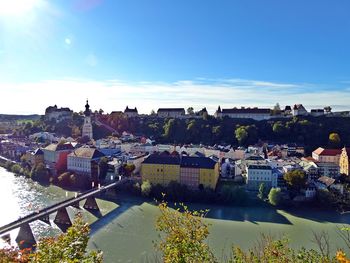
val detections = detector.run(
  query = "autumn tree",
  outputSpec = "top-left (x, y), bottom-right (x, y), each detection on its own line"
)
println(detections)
top-left (283, 170), bottom-right (307, 191)
top-left (155, 201), bottom-right (217, 263)
top-left (329, 132), bottom-right (341, 148)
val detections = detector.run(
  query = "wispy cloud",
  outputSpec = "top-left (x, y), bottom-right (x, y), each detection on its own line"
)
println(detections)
top-left (0, 78), bottom-right (349, 115)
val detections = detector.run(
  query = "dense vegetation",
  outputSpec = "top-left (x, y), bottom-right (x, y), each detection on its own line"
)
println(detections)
top-left (16, 114), bottom-right (350, 155)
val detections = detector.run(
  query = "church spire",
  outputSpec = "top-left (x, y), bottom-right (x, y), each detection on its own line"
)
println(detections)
top-left (84, 99), bottom-right (91, 116)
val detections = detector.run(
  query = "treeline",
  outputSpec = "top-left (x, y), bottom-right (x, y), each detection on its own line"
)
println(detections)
top-left (105, 115), bottom-right (350, 154)
top-left (16, 114), bottom-right (350, 154)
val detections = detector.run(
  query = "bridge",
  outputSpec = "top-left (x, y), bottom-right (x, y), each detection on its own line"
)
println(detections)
top-left (0, 178), bottom-right (128, 248)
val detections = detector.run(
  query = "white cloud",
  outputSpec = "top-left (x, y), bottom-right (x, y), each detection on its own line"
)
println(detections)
top-left (0, 78), bottom-right (349, 115)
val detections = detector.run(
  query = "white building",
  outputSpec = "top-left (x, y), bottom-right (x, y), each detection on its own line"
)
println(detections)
top-left (45, 105), bottom-right (73, 123)
top-left (292, 104), bottom-right (308, 116)
top-left (67, 147), bottom-right (105, 177)
top-left (124, 106), bottom-right (138, 118)
top-left (246, 164), bottom-right (276, 190)
top-left (82, 100), bottom-right (93, 140)
top-left (312, 147), bottom-right (341, 164)
top-left (157, 108), bottom-right (185, 118)
top-left (215, 106), bottom-right (271, 121)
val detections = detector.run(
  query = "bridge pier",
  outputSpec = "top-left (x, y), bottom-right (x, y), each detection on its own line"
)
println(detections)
top-left (39, 214), bottom-right (51, 225)
top-left (54, 208), bottom-right (72, 226)
top-left (15, 223), bottom-right (36, 249)
top-left (83, 196), bottom-right (100, 211)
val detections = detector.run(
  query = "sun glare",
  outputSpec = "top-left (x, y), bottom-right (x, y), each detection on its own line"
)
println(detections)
top-left (0, 0), bottom-right (39, 16)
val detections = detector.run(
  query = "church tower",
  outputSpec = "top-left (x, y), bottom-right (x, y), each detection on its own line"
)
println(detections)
top-left (82, 100), bottom-right (93, 140)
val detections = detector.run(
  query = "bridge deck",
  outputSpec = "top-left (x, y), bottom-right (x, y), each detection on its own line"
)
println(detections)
top-left (0, 179), bottom-right (127, 236)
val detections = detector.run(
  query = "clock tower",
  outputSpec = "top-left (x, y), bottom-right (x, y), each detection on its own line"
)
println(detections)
top-left (82, 100), bottom-right (93, 140)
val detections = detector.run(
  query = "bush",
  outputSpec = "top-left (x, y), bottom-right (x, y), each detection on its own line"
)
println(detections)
top-left (11, 164), bottom-right (22, 175)
top-left (220, 185), bottom-right (248, 205)
top-left (31, 163), bottom-right (50, 182)
top-left (141, 180), bottom-right (152, 197)
top-left (268, 187), bottom-right (282, 206)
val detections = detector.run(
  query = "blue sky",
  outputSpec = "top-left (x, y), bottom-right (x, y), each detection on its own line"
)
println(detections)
top-left (0, 0), bottom-right (350, 114)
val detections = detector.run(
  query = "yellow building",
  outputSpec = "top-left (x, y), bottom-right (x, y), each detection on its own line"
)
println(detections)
top-left (141, 153), bottom-right (180, 185)
top-left (339, 147), bottom-right (350, 176)
top-left (141, 154), bottom-right (219, 190)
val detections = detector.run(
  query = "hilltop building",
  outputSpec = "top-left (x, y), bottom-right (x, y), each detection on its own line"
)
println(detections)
top-left (45, 105), bottom-right (73, 123)
top-left (157, 108), bottom-right (186, 118)
top-left (215, 106), bottom-right (271, 121)
top-left (82, 100), bottom-right (93, 140)
top-left (292, 104), bottom-right (308, 116)
top-left (124, 106), bottom-right (138, 118)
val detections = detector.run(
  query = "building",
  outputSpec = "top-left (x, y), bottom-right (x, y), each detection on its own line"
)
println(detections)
top-left (45, 105), bottom-right (73, 123)
top-left (127, 154), bottom-right (148, 174)
top-left (339, 147), bottom-right (350, 176)
top-left (157, 108), bottom-right (185, 118)
top-left (312, 147), bottom-right (342, 164)
top-left (310, 109), bottom-right (325, 117)
top-left (220, 158), bottom-right (235, 178)
top-left (43, 142), bottom-right (74, 175)
top-left (292, 104), bottom-right (308, 116)
top-left (180, 156), bottom-right (219, 190)
top-left (215, 106), bottom-right (271, 121)
top-left (67, 147), bottom-right (105, 177)
top-left (141, 153), bottom-right (219, 190)
top-left (246, 164), bottom-right (276, 190)
top-left (124, 106), bottom-right (138, 118)
top-left (315, 162), bottom-right (339, 178)
top-left (141, 153), bottom-right (180, 185)
top-left (82, 100), bottom-right (93, 140)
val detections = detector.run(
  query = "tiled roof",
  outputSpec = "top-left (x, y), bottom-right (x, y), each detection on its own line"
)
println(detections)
top-left (180, 156), bottom-right (216, 169)
top-left (318, 176), bottom-right (335, 187)
top-left (313, 147), bottom-right (341, 156)
top-left (143, 153), bottom-right (180, 165)
top-left (69, 147), bottom-right (105, 159)
top-left (248, 164), bottom-right (272, 170)
top-left (44, 143), bottom-right (74, 152)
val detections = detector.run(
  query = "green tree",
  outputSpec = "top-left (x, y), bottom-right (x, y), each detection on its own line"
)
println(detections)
top-left (141, 180), bottom-right (152, 197)
top-left (155, 201), bottom-right (217, 263)
top-left (283, 170), bottom-right (307, 191)
top-left (98, 157), bottom-right (109, 181)
top-left (329, 132), bottom-right (341, 148)
top-left (235, 126), bottom-right (248, 145)
top-left (187, 107), bottom-right (194, 115)
top-left (31, 214), bottom-right (103, 262)
top-left (258, 182), bottom-right (269, 200)
top-left (268, 187), bottom-right (282, 206)
top-left (31, 163), bottom-right (49, 182)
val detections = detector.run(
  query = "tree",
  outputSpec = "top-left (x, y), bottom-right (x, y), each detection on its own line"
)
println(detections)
top-left (329, 132), bottom-right (341, 148)
top-left (155, 201), bottom-right (217, 263)
top-left (258, 182), bottom-right (269, 200)
top-left (0, 214), bottom-right (102, 262)
top-left (31, 214), bottom-right (103, 262)
top-left (235, 126), bottom-right (248, 145)
top-left (186, 107), bottom-right (194, 115)
top-left (31, 163), bottom-right (50, 182)
top-left (150, 109), bottom-right (156, 115)
top-left (283, 170), bottom-right (307, 191)
top-left (141, 180), bottom-right (152, 197)
top-left (268, 187), bottom-right (282, 206)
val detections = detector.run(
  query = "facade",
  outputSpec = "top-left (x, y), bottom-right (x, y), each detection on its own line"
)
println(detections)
top-left (339, 147), bottom-right (350, 176)
top-left (215, 106), bottom-right (271, 121)
top-left (82, 100), bottom-right (93, 140)
top-left (67, 147), bottom-right (105, 177)
top-left (315, 162), bottom-right (339, 178)
top-left (246, 164), bottom-right (276, 190)
top-left (310, 109), bottom-right (325, 117)
top-left (141, 154), bottom-right (219, 190)
top-left (312, 147), bottom-right (341, 164)
top-left (141, 153), bottom-right (180, 185)
top-left (43, 143), bottom-right (74, 175)
top-left (124, 106), bottom-right (138, 118)
top-left (45, 105), bottom-right (73, 123)
top-left (292, 104), bottom-right (308, 116)
top-left (157, 108), bottom-right (185, 118)
top-left (180, 156), bottom-right (219, 190)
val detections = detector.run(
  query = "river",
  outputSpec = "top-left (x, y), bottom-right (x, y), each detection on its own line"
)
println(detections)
top-left (0, 167), bottom-right (349, 262)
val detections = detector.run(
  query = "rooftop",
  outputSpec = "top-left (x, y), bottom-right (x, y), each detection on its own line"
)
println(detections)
top-left (313, 147), bottom-right (342, 156)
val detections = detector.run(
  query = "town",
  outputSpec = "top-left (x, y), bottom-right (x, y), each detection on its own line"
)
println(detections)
top-left (0, 100), bottom-right (349, 212)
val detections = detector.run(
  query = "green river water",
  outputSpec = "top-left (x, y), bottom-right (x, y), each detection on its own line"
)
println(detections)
top-left (0, 167), bottom-right (349, 262)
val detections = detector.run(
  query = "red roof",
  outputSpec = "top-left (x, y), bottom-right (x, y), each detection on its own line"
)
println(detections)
top-left (313, 147), bottom-right (341, 156)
